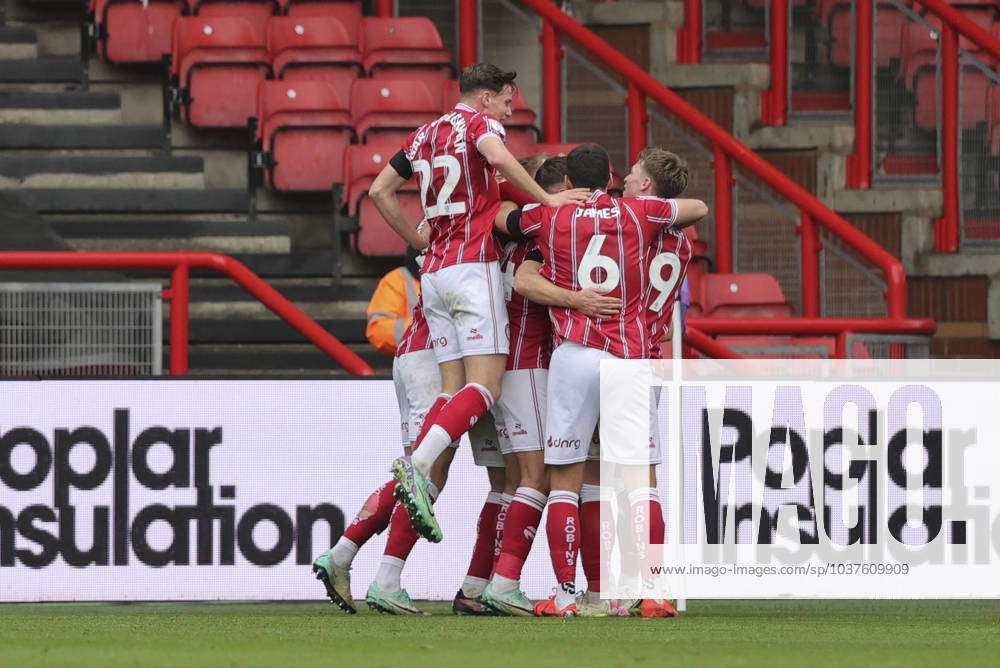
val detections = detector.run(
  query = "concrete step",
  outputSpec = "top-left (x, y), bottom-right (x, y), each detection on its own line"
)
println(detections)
top-left (0, 27), bottom-right (39, 60)
top-left (0, 124), bottom-right (165, 149)
top-left (0, 58), bottom-right (82, 83)
top-left (0, 91), bottom-right (122, 124)
top-left (180, 343), bottom-right (390, 376)
top-left (49, 218), bottom-right (288, 254)
top-left (22, 188), bottom-right (247, 213)
top-left (0, 155), bottom-right (205, 189)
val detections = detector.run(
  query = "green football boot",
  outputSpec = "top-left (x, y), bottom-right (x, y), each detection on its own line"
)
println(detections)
top-left (312, 553), bottom-right (356, 614)
top-left (391, 456), bottom-right (442, 543)
top-left (365, 582), bottom-right (429, 616)
top-left (481, 582), bottom-right (535, 617)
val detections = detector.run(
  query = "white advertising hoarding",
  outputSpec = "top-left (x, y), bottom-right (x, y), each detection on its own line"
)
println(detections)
top-left (0, 380), bottom-right (573, 602)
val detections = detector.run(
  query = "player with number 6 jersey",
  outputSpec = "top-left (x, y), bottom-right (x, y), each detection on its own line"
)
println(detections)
top-left (504, 144), bottom-right (708, 616)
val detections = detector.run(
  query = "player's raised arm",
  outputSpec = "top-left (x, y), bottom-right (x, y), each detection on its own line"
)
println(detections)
top-left (478, 135), bottom-right (589, 208)
top-left (672, 198), bottom-right (709, 229)
top-left (514, 259), bottom-right (622, 318)
top-left (369, 157), bottom-right (428, 251)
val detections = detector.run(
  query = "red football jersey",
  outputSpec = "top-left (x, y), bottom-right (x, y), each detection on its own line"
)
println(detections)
top-left (499, 240), bottom-right (552, 370)
top-left (396, 300), bottom-right (432, 357)
top-left (518, 191), bottom-right (679, 359)
top-left (403, 102), bottom-right (506, 273)
top-left (645, 221), bottom-right (693, 359)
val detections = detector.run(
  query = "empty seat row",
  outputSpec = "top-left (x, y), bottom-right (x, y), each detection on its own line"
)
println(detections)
top-left (251, 78), bottom-right (542, 191)
top-left (822, 0), bottom-right (998, 71)
top-left (169, 16), bottom-right (455, 127)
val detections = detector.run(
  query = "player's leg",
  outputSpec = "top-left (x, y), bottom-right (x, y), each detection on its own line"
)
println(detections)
top-left (483, 368), bottom-right (548, 616)
top-left (368, 446), bottom-right (456, 615)
top-left (395, 262), bottom-right (509, 540)
top-left (454, 413), bottom-right (506, 615)
top-left (534, 343), bottom-right (605, 618)
top-left (313, 352), bottom-right (437, 612)
top-left (577, 458), bottom-right (628, 616)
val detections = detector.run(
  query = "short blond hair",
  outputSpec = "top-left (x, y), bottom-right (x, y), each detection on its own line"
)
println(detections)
top-left (638, 148), bottom-right (688, 198)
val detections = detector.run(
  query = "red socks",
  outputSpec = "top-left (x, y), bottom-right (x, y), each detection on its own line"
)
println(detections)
top-left (383, 502), bottom-right (421, 561)
top-left (546, 490), bottom-right (580, 586)
top-left (412, 393), bottom-right (450, 450)
top-left (493, 486), bottom-right (546, 581)
top-left (579, 484), bottom-right (609, 594)
top-left (342, 480), bottom-right (396, 546)
top-left (465, 492), bottom-right (504, 580)
top-left (412, 384), bottom-right (494, 473)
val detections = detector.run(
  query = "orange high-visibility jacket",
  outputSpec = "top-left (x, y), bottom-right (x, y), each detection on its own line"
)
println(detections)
top-left (365, 266), bottom-right (420, 356)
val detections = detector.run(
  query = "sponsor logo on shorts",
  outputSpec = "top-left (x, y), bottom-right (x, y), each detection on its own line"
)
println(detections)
top-left (496, 425), bottom-right (509, 438)
top-left (481, 439), bottom-right (499, 452)
top-left (466, 327), bottom-right (483, 342)
top-left (546, 437), bottom-right (581, 450)
top-left (512, 423), bottom-right (528, 436)
top-left (432, 336), bottom-right (448, 348)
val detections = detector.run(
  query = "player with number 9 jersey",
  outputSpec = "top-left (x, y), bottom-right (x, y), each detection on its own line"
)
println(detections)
top-left (645, 220), bottom-right (693, 359)
top-left (508, 190), bottom-right (681, 360)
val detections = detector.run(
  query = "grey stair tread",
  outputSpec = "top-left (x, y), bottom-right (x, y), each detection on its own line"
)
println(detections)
top-left (0, 156), bottom-right (204, 178)
top-left (50, 219), bottom-right (286, 238)
top-left (177, 317), bottom-right (366, 343)
top-left (0, 124), bottom-right (165, 148)
top-left (22, 188), bottom-right (248, 212)
top-left (0, 91), bottom-right (120, 109)
top-left (0, 59), bottom-right (83, 83)
top-left (0, 27), bottom-right (38, 44)
top-left (182, 345), bottom-right (389, 372)
top-left (188, 282), bottom-right (370, 302)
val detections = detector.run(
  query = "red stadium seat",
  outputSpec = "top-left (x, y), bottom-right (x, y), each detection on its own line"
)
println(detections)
top-left (267, 17), bottom-right (361, 105)
top-left (350, 79), bottom-right (440, 144)
top-left (184, 0), bottom-right (277, 41)
top-left (360, 17), bottom-right (453, 85)
top-left (901, 12), bottom-right (993, 89)
top-left (989, 85), bottom-right (1000, 153)
top-left (91, 0), bottom-right (182, 64)
top-left (280, 0), bottom-right (361, 37)
top-left (172, 17), bottom-right (272, 128)
top-left (255, 80), bottom-right (354, 192)
top-left (700, 273), bottom-right (795, 319)
top-left (915, 64), bottom-right (990, 129)
top-left (826, 1), bottom-right (911, 67)
top-left (342, 143), bottom-right (416, 256)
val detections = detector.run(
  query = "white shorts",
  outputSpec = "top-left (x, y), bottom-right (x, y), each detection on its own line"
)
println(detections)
top-left (587, 386), bottom-right (662, 466)
top-left (392, 349), bottom-right (441, 448)
top-left (468, 410), bottom-right (504, 468)
top-left (421, 261), bottom-right (510, 364)
top-left (492, 367), bottom-right (547, 455)
top-left (543, 342), bottom-right (613, 466)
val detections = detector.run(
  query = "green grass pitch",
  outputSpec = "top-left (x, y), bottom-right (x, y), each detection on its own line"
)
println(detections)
top-left (2, 600), bottom-right (1000, 667)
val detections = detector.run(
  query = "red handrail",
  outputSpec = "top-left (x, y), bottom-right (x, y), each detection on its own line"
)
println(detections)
top-left (849, 0), bottom-right (1000, 250)
top-left (518, 0), bottom-right (909, 320)
top-left (0, 251), bottom-right (376, 376)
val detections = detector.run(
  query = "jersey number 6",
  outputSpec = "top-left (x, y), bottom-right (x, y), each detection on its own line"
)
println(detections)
top-left (577, 234), bottom-right (680, 311)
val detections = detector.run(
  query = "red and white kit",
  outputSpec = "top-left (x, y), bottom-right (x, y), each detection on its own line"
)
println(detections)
top-left (392, 301), bottom-right (502, 467)
top-left (509, 190), bottom-right (680, 465)
top-left (492, 239), bottom-right (551, 455)
top-left (402, 102), bottom-right (510, 363)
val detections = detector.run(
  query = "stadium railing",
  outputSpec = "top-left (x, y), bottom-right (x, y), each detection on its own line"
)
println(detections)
top-left (460, 0), bottom-right (934, 356)
top-left (688, 0), bottom-right (1000, 252)
top-left (0, 251), bottom-right (375, 376)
